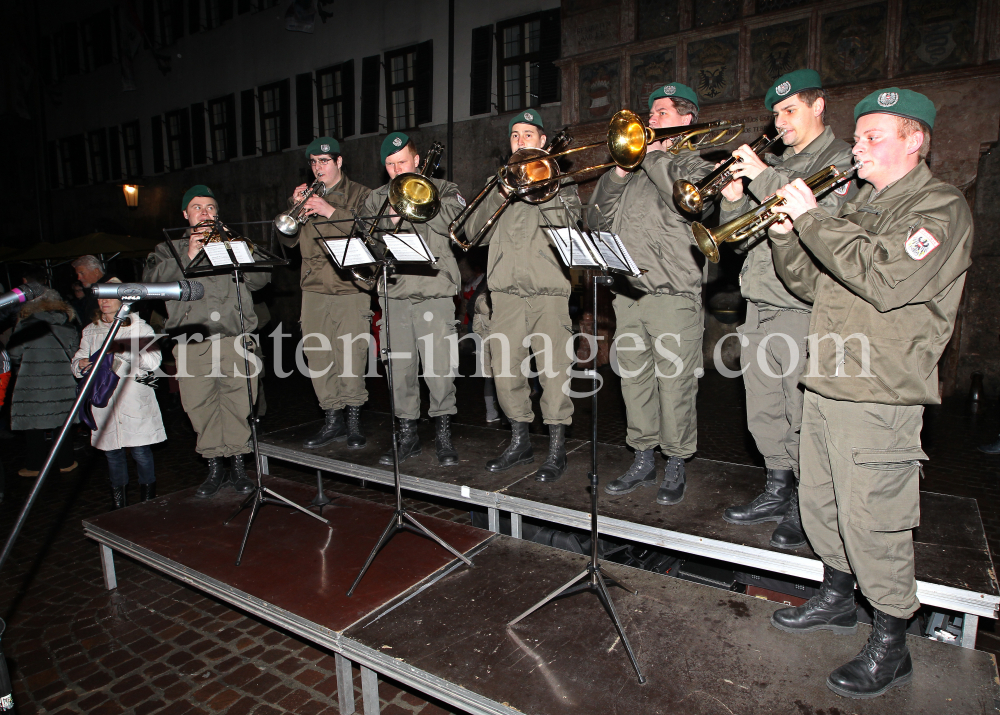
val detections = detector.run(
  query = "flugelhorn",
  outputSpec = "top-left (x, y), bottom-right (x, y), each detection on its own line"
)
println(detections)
top-left (350, 142), bottom-right (445, 287)
top-left (693, 159), bottom-right (861, 263)
top-left (274, 179), bottom-right (329, 236)
top-left (673, 129), bottom-right (786, 214)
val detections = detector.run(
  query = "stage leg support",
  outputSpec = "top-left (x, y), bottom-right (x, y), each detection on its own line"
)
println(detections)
top-left (100, 544), bottom-right (117, 591)
top-left (488, 507), bottom-right (499, 533)
top-left (336, 653), bottom-right (356, 714)
top-left (511, 512), bottom-right (522, 539)
top-left (361, 665), bottom-right (379, 715)
top-left (961, 614), bottom-right (978, 649)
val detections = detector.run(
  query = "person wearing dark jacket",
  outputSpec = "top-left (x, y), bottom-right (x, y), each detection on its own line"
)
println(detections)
top-left (7, 289), bottom-right (80, 476)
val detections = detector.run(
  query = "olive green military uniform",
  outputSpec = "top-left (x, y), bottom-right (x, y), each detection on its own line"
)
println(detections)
top-left (463, 181), bottom-right (581, 425)
top-left (720, 126), bottom-right (857, 474)
top-left (278, 174), bottom-right (372, 411)
top-left (144, 239), bottom-right (271, 458)
top-left (770, 160), bottom-right (974, 617)
top-left (589, 150), bottom-right (712, 458)
top-left (362, 178), bottom-right (465, 420)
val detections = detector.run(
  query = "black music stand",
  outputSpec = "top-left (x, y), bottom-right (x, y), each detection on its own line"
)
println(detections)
top-left (507, 207), bottom-right (647, 683)
top-left (320, 214), bottom-right (474, 597)
top-left (163, 219), bottom-right (329, 566)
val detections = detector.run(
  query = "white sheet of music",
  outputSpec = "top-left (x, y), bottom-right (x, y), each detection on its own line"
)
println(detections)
top-left (203, 242), bottom-right (234, 267)
top-left (384, 233), bottom-right (435, 263)
top-left (594, 231), bottom-right (641, 277)
top-left (544, 227), bottom-right (602, 268)
top-left (324, 238), bottom-right (375, 267)
top-left (228, 241), bottom-right (255, 265)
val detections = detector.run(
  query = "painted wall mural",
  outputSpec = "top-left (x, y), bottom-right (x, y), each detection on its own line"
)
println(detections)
top-left (900, 0), bottom-right (976, 74)
top-left (578, 59), bottom-right (621, 122)
top-left (749, 20), bottom-right (810, 98)
top-left (630, 47), bottom-right (677, 112)
top-left (820, 4), bottom-right (888, 85)
top-left (687, 34), bottom-right (740, 105)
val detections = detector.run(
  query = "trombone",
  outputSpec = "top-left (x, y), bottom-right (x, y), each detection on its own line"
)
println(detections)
top-left (350, 142), bottom-right (444, 287)
top-left (693, 160), bottom-right (862, 264)
top-left (448, 109), bottom-right (744, 250)
top-left (673, 129), bottom-right (786, 215)
top-left (274, 179), bottom-right (329, 236)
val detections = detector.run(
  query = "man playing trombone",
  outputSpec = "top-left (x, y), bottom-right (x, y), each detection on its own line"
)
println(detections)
top-left (590, 83), bottom-right (713, 507)
top-left (463, 110), bottom-right (582, 482)
top-left (278, 137), bottom-right (372, 450)
top-left (718, 70), bottom-right (857, 549)
top-left (363, 132), bottom-right (466, 466)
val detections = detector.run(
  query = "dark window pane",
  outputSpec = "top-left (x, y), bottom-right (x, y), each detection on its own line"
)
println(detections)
top-left (360, 54), bottom-right (381, 134)
top-left (296, 71), bottom-right (314, 145)
top-left (241, 88), bottom-right (257, 155)
top-left (469, 25), bottom-right (493, 116)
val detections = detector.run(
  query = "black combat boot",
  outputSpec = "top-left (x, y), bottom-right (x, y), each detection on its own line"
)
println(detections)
top-left (139, 483), bottom-right (157, 502)
top-left (380, 419), bottom-right (422, 465)
top-left (656, 456), bottom-right (686, 505)
top-left (723, 468), bottom-right (794, 524)
top-left (535, 424), bottom-right (567, 482)
top-left (827, 609), bottom-right (913, 698)
top-left (111, 484), bottom-right (128, 510)
top-left (605, 449), bottom-right (656, 495)
top-left (303, 409), bottom-right (347, 448)
top-left (345, 405), bottom-right (366, 448)
top-left (485, 421), bottom-right (533, 472)
top-left (230, 454), bottom-right (255, 494)
top-left (770, 488), bottom-right (807, 549)
top-left (771, 565), bottom-right (858, 634)
top-left (196, 457), bottom-right (228, 498)
top-left (434, 415), bottom-right (459, 466)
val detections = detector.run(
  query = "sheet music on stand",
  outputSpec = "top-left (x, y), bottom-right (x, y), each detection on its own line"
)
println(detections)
top-left (383, 232), bottom-right (436, 264)
top-left (587, 205), bottom-right (643, 277)
top-left (204, 240), bottom-right (255, 267)
top-left (543, 227), bottom-right (604, 268)
top-left (161, 219), bottom-right (288, 278)
top-left (323, 237), bottom-right (376, 268)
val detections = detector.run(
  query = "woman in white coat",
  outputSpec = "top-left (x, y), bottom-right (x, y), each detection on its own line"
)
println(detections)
top-left (72, 280), bottom-right (166, 509)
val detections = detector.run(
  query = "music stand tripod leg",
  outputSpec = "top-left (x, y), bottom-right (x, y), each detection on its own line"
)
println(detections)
top-left (347, 512), bottom-right (402, 597)
top-left (401, 512), bottom-right (474, 566)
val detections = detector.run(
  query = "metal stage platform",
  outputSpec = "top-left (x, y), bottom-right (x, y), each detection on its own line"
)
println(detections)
top-left (257, 416), bottom-right (1000, 644)
top-left (84, 478), bottom-right (1000, 715)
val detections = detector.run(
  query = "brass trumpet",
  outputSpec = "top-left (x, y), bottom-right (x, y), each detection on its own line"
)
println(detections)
top-left (673, 129), bottom-right (786, 215)
top-left (693, 160), bottom-right (862, 264)
top-left (191, 217), bottom-right (249, 247)
top-left (350, 142), bottom-right (444, 287)
top-left (274, 179), bottom-right (329, 236)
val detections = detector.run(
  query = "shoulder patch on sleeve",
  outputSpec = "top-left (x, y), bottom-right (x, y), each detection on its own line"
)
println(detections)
top-left (904, 227), bottom-right (940, 261)
top-left (834, 180), bottom-right (851, 196)
top-left (456, 193), bottom-right (466, 207)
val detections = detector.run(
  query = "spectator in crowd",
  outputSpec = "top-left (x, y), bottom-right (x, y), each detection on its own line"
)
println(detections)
top-left (68, 281), bottom-right (90, 325)
top-left (71, 255), bottom-right (109, 326)
top-left (73, 278), bottom-right (165, 509)
top-left (7, 288), bottom-right (80, 476)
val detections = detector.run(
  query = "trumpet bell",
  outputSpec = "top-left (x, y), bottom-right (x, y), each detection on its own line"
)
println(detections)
top-left (274, 213), bottom-right (300, 236)
top-left (388, 173), bottom-right (440, 223)
top-left (608, 109), bottom-right (648, 171)
top-left (692, 223), bottom-right (721, 264)
top-left (673, 180), bottom-right (703, 215)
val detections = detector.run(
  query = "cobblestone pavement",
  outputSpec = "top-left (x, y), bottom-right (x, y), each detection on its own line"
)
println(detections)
top-left (0, 365), bottom-right (997, 714)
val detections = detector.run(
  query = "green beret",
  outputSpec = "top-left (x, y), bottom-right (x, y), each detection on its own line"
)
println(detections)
top-left (304, 137), bottom-right (340, 159)
top-left (764, 69), bottom-right (823, 111)
top-left (181, 184), bottom-right (214, 211)
top-left (380, 132), bottom-right (411, 164)
top-left (508, 109), bottom-right (544, 135)
top-left (854, 87), bottom-right (936, 130)
top-left (647, 82), bottom-right (699, 111)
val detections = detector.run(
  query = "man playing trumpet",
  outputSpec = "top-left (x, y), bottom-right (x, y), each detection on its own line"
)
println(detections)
top-left (718, 69), bottom-right (857, 549)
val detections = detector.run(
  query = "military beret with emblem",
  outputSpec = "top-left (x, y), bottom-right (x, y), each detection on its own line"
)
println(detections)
top-left (764, 69), bottom-right (823, 111)
top-left (647, 82), bottom-right (699, 111)
top-left (181, 184), bottom-right (215, 211)
top-left (304, 136), bottom-right (341, 159)
top-left (854, 87), bottom-right (936, 129)
top-left (508, 109), bottom-right (545, 135)
top-left (380, 132), bottom-right (411, 164)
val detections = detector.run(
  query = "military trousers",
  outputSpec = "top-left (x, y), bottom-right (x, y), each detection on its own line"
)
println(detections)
top-left (489, 292), bottom-right (573, 425)
top-left (174, 337), bottom-right (258, 459)
top-left (300, 291), bottom-right (372, 410)
top-left (378, 296), bottom-right (458, 420)
top-left (740, 302), bottom-right (811, 473)
top-left (612, 293), bottom-right (703, 458)
top-left (799, 389), bottom-right (924, 618)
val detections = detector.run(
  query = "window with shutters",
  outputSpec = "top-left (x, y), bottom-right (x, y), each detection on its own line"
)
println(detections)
top-left (317, 64), bottom-right (347, 138)
top-left (258, 80), bottom-right (290, 154)
top-left (122, 121), bottom-right (142, 177)
top-left (385, 46), bottom-right (419, 131)
top-left (359, 55), bottom-right (381, 135)
top-left (469, 25), bottom-right (493, 116)
top-left (496, 10), bottom-right (560, 112)
top-left (165, 109), bottom-right (191, 170)
top-left (208, 95), bottom-right (235, 162)
top-left (88, 130), bottom-right (109, 183)
top-left (60, 135), bottom-right (88, 187)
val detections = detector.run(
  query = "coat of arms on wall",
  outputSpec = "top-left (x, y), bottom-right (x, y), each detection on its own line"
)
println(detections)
top-left (578, 59), bottom-right (621, 122)
top-left (900, 0), bottom-right (975, 73)
top-left (749, 20), bottom-right (809, 98)
top-left (687, 34), bottom-right (739, 105)
top-left (820, 4), bottom-right (887, 85)
top-left (630, 48), bottom-right (677, 112)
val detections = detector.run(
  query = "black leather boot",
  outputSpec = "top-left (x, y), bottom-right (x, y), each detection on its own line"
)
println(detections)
top-left (770, 488), bottom-right (807, 549)
top-left (304, 409), bottom-right (347, 448)
top-left (139, 483), bottom-right (157, 502)
top-left (605, 449), bottom-right (656, 495)
top-left (656, 456), bottom-right (686, 505)
top-left (380, 419), bottom-right (422, 465)
top-left (827, 609), bottom-right (913, 698)
top-left (771, 565), bottom-right (858, 634)
top-left (723, 468), bottom-right (794, 524)
top-left (230, 454), bottom-right (255, 494)
top-left (196, 457), bottom-right (227, 498)
top-left (111, 484), bottom-right (128, 510)
top-left (345, 405), bottom-right (366, 448)
top-left (535, 424), bottom-right (567, 482)
top-left (434, 415), bottom-right (459, 466)
top-left (485, 421), bottom-right (533, 472)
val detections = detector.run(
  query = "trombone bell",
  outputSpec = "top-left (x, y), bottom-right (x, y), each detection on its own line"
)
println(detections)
top-left (388, 173), bottom-right (440, 223)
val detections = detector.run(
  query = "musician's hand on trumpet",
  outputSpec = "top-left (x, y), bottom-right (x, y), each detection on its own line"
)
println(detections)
top-left (717, 161), bottom-right (745, 203)
top-left (727, 144), bottom-right (769, 182)
top-left (770, 179), bottom-right (818, 233)
top-left (187, 222), bottom-right (213, 259)
top-left (290, 183), bottom-right (336, 219)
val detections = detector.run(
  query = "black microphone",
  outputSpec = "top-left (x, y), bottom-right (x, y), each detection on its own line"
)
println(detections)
top-left (0, 283), bottom-right (46, 310)
top-left (91, 281), bottom-right (206, 302)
